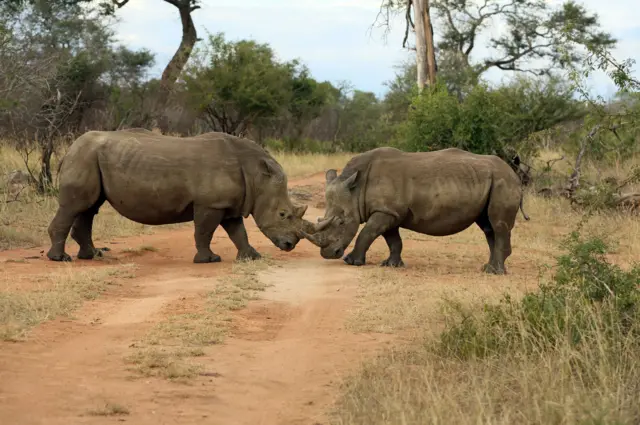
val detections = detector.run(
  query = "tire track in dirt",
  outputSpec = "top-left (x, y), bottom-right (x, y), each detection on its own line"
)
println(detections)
top-left (0, 173), bottom-right (393, 425)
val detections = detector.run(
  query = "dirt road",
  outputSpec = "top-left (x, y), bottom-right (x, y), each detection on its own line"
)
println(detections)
top-left (0, 173), bottom-right (395, 425)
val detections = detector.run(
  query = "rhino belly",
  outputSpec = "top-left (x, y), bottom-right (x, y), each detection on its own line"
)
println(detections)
top-left (400, 200), bottom-right (484, 236)
top-left (104, 185), bottom-right (195, 225)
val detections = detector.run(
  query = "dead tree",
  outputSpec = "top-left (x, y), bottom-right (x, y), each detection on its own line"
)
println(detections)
top-left (107, 0), bottom-right (201, 133)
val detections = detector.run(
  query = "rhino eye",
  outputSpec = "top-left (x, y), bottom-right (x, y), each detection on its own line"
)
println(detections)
top-left (279, 211), bottom-right (286, 218)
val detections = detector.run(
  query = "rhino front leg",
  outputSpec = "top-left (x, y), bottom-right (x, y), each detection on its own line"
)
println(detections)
top-left (344, 212), bottom-right (398, 266)
top-left (380, 227), bottom-right (405, 267)
top-left (221, 217), bottom-right (261, 261)
top-left (193, 206), bottom-right (225, 264)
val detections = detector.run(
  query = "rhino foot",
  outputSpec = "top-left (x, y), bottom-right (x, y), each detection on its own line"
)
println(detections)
top-left (481, 263), bottom-right (507, 275)
top-left (194, 252), bottom-right (222, 264)
top-left (381, 257), bottom-right (405, 268)
top-left (343, 252), bottom-right (366, 266)
top-left (77, 248), bottom-right (104, 260)
top-left (47, 251), bottom-right (72, 262)
top-left (236, 247), bottom-right (261, 261)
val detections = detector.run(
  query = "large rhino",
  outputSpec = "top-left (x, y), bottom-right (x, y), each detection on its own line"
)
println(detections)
top-left (47, 129), bottom-right (318, 263)
top-left (303, 147), bottom-right (529, 274)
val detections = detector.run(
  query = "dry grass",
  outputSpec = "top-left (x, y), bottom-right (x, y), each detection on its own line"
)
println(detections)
top-left (124, 347), bottom-right (205, 381)
top-left (86, 402), bottom-right (130, 417)
top-left (274, 151), bottom-right (352, 179)
top-left (331, 337), bottom-right (640, 425)
top-left (0, 264), bottom-right (137, 341)
top-left (122, 245), bottom-right (159, 256)
top-left (125, 257), bottom-right (274, 380)
top-left (332, 226), bottom-right (640, 424)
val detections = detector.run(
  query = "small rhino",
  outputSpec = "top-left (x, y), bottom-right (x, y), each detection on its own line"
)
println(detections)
top-left (303, 147), bottom-right (529, 275)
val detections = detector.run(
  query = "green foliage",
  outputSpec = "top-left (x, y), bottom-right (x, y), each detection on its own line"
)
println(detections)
top-left (403, 77), bottom-right (584, 161)
top-left (335, 90), bottom-right (398, 152)
top-left (0, 0), bottom-right (155, 134)
top-left (438, 230), bottom-right (640, 360)
top-left (404, 82), bottom-right (460, 152)
top-left (184, 32), bottom-right (332, 137)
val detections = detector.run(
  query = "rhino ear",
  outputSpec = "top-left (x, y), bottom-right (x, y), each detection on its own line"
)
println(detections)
top-left (259, 158), bottom-right (280, 178)
top-left (293, 204), bottom-right (308, 219)
top-left (326, 169), bottom-right (338, 184)
top-left (343, 171), bottom-right (358, 191)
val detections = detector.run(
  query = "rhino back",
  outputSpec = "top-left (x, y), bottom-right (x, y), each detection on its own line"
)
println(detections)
top-left (364, 149), bottom-right (498, 236)
top-left (62, 131), bottom-right (249, 225)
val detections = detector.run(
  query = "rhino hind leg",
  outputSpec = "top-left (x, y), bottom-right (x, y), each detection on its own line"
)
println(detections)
top-left (480, 204), bottom-right (515, 275)
top-left (193, 206), bottom-right (225, 264)
top-left (71, 196), bottom-right (106, 260)
top-left (488, 223), bottom-right (512, 275)
top-left (476, 216), bottom-right (497, 273)
top-left (380, 227), bottom-right (405, 268)
top-left (221, 217), bottom-right (261, 262)
top-left (344, 212), bottom-right (399, 267)
top-left (47, 208), bottom-right (76, 262)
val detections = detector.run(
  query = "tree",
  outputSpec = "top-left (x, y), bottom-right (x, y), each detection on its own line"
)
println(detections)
top-left (286, 67), bottom-right (336, 141)
top-left (183, 33), bottom-right (296, 137)
top-left (4, 0), bottom-right (201, 133)
top-left (376, 0), bottom-right (437, 90)
top-left (1, 0), bottom-right (155, 192)
top-left (433, 0), bottom-right (614, 78)
top-left (101, 0), bottom-right (201, 132)
top-left (375, 0), bottom-right (615, 90)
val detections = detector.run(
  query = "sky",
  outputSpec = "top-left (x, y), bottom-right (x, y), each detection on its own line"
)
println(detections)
top-left (113, 0), bottom-right (640, 99)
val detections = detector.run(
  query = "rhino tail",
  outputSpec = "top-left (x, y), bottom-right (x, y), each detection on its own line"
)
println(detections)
top-left (519, 190), bottom-right (530, 221)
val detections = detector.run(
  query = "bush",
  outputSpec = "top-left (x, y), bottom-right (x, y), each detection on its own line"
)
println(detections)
top-left (403, 77), bottom-right (584, 162)
top-left (438, 230), bottom-right (640, 360)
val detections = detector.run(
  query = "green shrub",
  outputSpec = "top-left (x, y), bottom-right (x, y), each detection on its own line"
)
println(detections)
top-left (404, 81), bottom-right (459, 152)
top-left (403, 77), bottom-right (584, 162)
top-left (438, 230), bottom-right (640, 360)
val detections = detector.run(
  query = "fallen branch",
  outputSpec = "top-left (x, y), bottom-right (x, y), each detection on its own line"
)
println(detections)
top-left (565, 124), bottom-right (601, 199)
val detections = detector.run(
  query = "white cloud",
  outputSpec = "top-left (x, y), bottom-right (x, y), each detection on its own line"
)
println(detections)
top-left (113, 0), bottom-right (639, 97)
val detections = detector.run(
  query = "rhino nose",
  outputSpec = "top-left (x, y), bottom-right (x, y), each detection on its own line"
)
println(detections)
top-left (283, 241), bottom-right (294, 251)
top-left (333, 247), bottom-right (344, 258)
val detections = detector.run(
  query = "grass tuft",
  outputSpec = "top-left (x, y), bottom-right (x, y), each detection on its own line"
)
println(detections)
top-left (86, 403), bottom-right (130, 417)
top-left (124, 347), bottom-right (204, 380)
top-left (0, 264), bottom-right (137, 341)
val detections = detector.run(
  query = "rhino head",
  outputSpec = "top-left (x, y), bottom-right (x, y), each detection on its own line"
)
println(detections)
top-left (250, 157), bottom-right (315, 251)
top-left (301, 169), bottom-right (361, 259)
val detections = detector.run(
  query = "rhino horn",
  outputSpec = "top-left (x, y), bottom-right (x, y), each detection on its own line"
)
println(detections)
top-left (300, 230), bottom-right (326, 247)
top-left (314, 216), bottom-right (335, 233)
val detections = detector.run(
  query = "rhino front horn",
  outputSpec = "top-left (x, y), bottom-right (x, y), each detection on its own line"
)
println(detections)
top-left (300, 231), bottom-right (325, 247)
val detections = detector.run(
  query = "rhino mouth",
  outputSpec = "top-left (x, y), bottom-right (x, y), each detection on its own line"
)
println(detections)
top-left (274, 238), bottom-right (297, 252)
top-left (321, 246), bottom-right (344, 259)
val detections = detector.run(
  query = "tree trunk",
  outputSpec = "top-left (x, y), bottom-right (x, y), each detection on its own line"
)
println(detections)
top-left (413, 0), bottom-right (428, 91)
top-left (38, 138), bottom-right (54, 193)
top-left (154, 0), bottom-right (199, 133)
top-left (422, 0), bottom-right (437, 86)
